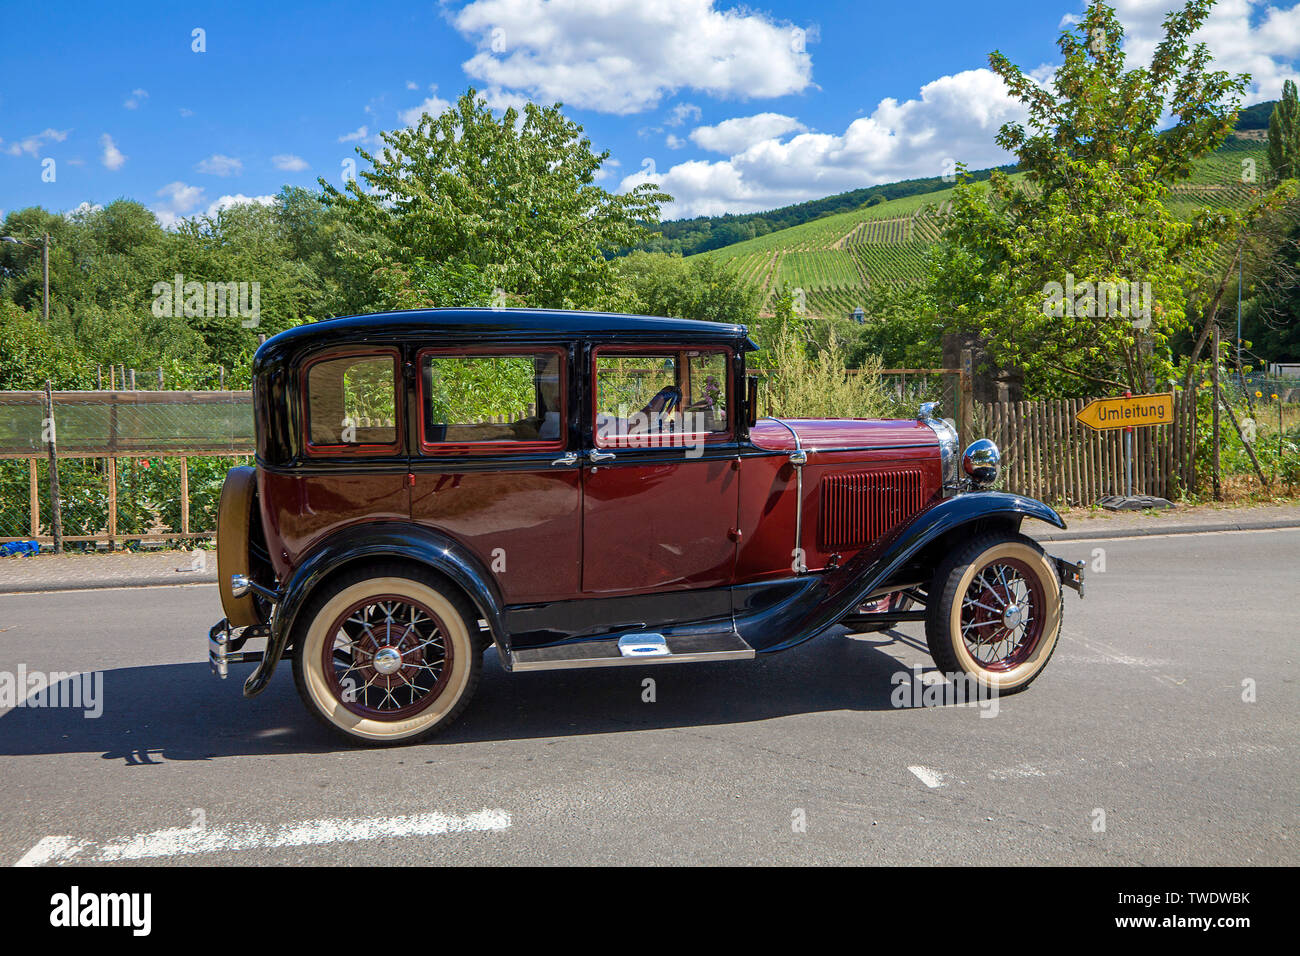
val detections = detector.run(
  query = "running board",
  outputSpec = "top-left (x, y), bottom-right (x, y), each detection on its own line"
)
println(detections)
top-left (510, 630), bottom-right (755, 672)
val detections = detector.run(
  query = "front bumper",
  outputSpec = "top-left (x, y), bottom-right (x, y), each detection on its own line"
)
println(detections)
top-left (1052, 556), bottom-right (1086, 597)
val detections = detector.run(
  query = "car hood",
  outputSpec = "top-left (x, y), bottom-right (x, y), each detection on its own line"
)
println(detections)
top-left (750, 417), bottom-right (938, 452)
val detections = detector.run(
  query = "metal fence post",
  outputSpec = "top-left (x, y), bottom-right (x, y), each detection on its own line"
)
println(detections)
top-left (44, 381), bottom-right (64, 553)
top-left (28, 459), bottom-right (39, 538)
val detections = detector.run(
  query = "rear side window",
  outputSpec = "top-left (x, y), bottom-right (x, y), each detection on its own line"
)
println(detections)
top-left (420, 350), bottom-right (564, 450)
top-left (305, 352), bottom-right (399, 450)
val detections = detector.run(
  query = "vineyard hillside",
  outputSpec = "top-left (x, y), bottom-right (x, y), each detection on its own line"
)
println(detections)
top-left (699, 139), bottom-right (1270, 320)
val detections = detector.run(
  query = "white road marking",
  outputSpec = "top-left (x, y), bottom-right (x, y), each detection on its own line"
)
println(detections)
top-left (14, 809), bottom-right (511, 866)
top-left (987, 763), bottom-right (1051, 780)
top-left (1063, 634), bottom-right (1188, 688)
top-left (908, 765), bottom-right (945, 789)
top-left (14, 836), bottom-right (86, 867)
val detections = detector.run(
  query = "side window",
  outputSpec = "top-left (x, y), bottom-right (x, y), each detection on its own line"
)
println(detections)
top-left (306, 352), bottom-right (398, 450)
top-left (594, 349), bottom-right (731, 448)
top-left (421, 351), bottom-right (564, 449)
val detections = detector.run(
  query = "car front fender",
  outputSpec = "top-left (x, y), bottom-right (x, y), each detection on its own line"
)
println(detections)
top-left (735, 491), bottom-right (1065, 653)
top-left (242, 522), bottom-right (506, 698)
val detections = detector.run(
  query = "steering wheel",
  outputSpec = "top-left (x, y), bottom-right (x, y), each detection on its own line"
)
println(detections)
top-left (639, 385), bottom-right (682, 418)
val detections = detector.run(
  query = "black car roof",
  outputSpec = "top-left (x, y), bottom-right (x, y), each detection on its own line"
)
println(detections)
top-left (255, 307), bottom-right (756, 370)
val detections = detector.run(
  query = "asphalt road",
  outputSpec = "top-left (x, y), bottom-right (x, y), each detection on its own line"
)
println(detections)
top-left (0, 528), bottom-right (1295, 866)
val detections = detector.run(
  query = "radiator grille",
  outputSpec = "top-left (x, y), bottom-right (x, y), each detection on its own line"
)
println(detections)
top-left (819, 468), bottom-right (928, 550)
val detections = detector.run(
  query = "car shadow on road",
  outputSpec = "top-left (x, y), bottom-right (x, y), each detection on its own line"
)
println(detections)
top-left (0, 628), bottom-right (947, 760)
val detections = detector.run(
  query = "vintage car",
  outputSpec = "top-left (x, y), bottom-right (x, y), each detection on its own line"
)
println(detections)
top-left (210, 308), bottom-right (1085, 744)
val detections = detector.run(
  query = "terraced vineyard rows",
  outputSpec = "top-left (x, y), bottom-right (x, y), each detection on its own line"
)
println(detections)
top-left (701, 141), bottom-right (1268, 320)
top-left (776, 250), bottom-right (861, 290)
top-left (847, 241), bottom-right (932, 285)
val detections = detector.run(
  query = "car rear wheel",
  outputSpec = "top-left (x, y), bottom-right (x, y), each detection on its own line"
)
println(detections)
top-left (924, 532), bottom-right (1062, 694)
top-left (291, 565), bottom-right (482, 745)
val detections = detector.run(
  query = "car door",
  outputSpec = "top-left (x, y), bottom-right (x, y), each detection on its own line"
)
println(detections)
top-left (581, 344), bottom-right (740, 594)
top-left (408, 345), bottom-right (582, 604)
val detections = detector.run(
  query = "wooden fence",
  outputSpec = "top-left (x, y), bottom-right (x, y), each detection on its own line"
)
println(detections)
top-left (982, 390), bottom-right (1197, 506)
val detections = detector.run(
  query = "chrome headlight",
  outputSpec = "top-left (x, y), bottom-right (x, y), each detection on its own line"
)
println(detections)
top-left (919, 404), bottom-right (960, 495)
top-left (962, 438), bottom-right (1001, 487)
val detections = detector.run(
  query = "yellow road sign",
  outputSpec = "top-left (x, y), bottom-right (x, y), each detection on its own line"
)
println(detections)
top-left (1076, 393), bottom-right (1174, 431)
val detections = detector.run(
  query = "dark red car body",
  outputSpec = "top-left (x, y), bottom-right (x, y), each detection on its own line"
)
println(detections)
top-left (211, 308), bottom-right (1078, 739)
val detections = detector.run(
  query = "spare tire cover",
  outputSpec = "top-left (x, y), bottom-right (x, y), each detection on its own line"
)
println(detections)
top-left (217, 465), bottom-right (264, 627)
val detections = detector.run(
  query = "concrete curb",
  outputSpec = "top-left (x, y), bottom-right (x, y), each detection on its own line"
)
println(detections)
top-left (1031, 518), bottom-right (1300, 542)
top-left (0, 573), bottom-right (217, 595)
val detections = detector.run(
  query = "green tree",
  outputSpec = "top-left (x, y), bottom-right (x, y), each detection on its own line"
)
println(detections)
top-left (322, 89), bottom-right (670, 310)
top-left (930, 0), bottom-right (1266, 396)
top-left (371, 257), bottom-right (497, 312)
top-left (603, 251), bottom-right (760, 325)
top-left (848, 281), bottom-right (944, 369)
top-left (1268, 80), bottom-right (1300, 182)
top-left (0, 300), bottom-right (89, 390)
top-left (169, 200), bottom-right (315, 367)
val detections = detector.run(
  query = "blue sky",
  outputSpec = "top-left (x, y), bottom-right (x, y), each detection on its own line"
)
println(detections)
top-left (2, 0), bottom-right (1297, 224)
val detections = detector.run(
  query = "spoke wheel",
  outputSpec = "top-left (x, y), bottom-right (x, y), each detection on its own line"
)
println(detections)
top-left (322, 595), bottom-right (454, 721)
top-left (292, 566), bottom-right (482, 745)
top-left (958, 557), bottom-right (1045, 671)
top-left (925, 532), bottom-right (1062, 694)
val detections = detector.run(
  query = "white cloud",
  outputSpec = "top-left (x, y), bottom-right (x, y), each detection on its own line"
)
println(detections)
top-left (667, 103), bottom-right (702, 127)
top-left (1067, 0), bottom-right (1300, 105)
top-left (398, 91), bottom-right (453, 126)
top-left (450, 0), bottom-right (814, 114)
top-left (666, 134), bottom-right (686, 149)
top-left (100, 133), bottom-right (126, 170)
top-left (152, 188), bottom-right (277, 229)
top-left (124, 88), bottom-right (149, 109)
top-left (478, 86), bottom-right (534, 115)
top-left (4, 128), bottom-right (71, 157)
top-left (338, 125), bottom-right (370, 143)
top-left (205, 194), bottom-right (277, 217)
top-left (196, 154), bottom-right (243, 176)
top-left (622, 69), bottom-right (1025, 218)
top-left (689, 112), bottom-right (807, 154)
top-left (272, 153), bottom-right (310, 172)
top-left (406, 80), bottom-right (420, 90)
top-left (156, 181), bottom-right (205, 215)
top-left (593, 157), bottom-right (621, 182)
top-left (65, 201), bottom-right (103, 219)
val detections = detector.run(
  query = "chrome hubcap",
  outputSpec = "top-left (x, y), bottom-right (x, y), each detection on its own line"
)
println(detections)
top-left (1002, 603), bottom-right (1024, 630)
top-left (372, 646), bottom-right (403, 676)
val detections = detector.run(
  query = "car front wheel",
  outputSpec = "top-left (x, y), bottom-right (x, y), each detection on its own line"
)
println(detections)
top-left (291, 565), bottom-right (482, 745)
top-left (925, 532), bottom-right (1062, 694)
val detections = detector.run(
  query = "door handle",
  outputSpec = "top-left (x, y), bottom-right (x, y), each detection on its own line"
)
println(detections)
top-left (550, 451), bottom-right (579, 466)
top-left (587, 449), bottom-right (616, 464)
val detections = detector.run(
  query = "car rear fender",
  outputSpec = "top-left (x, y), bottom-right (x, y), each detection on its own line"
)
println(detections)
top-left (242, 522), bottom-right (505, 698)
